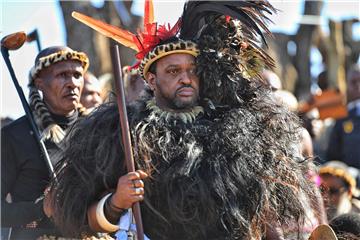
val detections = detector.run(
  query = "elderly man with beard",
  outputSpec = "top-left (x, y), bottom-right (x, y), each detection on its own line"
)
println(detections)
top-left (1, 46), bottom-right (89, 239)
top-left (49, 1), bottom-right (322, 239)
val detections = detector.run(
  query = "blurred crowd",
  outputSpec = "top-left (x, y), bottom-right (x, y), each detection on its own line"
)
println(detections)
top-left (262, 65), bottom-right (360, 230)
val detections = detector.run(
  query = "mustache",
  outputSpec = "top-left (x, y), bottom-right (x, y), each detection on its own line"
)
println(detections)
top-left (176, 85), bottom-right (194, 93)
top-left (64, 89), bottom-right (79, 97)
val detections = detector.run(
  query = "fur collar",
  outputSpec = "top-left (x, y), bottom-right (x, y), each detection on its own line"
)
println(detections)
top-left (146, 98), bottom-right (204, 124)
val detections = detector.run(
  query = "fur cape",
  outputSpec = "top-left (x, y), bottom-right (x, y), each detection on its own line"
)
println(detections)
top-left (52, 87), bottom-right (316, 240)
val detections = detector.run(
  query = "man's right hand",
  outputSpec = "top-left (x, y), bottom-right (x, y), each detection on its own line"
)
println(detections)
top-left (87, 170), bottom-right (149, 232)
top-left (110, 170), bottom-right (148, 209)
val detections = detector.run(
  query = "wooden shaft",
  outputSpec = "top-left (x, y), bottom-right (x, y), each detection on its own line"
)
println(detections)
top-left (111, 45), bottom-right (144, 240)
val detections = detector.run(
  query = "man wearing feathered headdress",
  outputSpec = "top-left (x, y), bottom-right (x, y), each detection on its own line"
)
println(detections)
top-left (49, 1), bottom-right (324, 239)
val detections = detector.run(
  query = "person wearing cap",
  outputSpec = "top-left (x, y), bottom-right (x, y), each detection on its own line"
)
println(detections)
top-left (49, 1), bottom-right (320, 239)
top-left (1, 46), bottom-right (89, 239)
top-left (319, 161), bottom-right (360, 220)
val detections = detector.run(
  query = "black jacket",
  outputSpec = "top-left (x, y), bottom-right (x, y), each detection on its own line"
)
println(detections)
top-left (327, 108), bottom-right (360, 169)
top-left (1, 113), bottom-right (76, 239)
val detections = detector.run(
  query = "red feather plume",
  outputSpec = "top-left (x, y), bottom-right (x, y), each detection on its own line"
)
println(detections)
top-left (72, 0), bottom-right (180, 63)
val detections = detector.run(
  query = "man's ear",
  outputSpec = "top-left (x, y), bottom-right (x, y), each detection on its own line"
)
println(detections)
top-left (348, 188), bottom-right (353, 198)
top-left (34, 77), bottom-right (44, 91)
top-left (145, 72), bottom-right (156, 91)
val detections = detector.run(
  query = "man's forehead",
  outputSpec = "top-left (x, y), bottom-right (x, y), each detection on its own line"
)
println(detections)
top-left (45, 60), bottom-right (84, 73)
top-left (159, 53), bottom-right (196, 66)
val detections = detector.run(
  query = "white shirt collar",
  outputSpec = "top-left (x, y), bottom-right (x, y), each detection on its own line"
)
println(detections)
top-left (347, 99), bottom-right (360, 115)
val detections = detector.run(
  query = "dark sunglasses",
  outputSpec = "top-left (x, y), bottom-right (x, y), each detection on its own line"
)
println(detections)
top-left (321, 186), bottom-right (346, 196)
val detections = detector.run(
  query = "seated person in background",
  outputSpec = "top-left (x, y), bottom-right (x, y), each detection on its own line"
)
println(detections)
top-left (80, 71), bottom-right (103, 110)
top-left (319, 161), bottom-right (360, 220)
top-left (329, 213), bottom-right (360, 240)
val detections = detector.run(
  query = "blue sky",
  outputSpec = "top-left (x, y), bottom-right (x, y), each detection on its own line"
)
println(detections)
top-left (1, 0), bottom-right (359, 119)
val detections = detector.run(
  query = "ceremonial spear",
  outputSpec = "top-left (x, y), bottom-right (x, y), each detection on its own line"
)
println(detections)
top-left (111, 44), bottom-right (144, 240)
top-left (1, 31), bottom-right (55, 179)
top-left (71, 4), bottom-right (156, 236)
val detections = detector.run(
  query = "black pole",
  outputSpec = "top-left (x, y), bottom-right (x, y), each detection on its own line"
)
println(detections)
top-left (1, 46), bottom-right (55, 178)
top-left (34, 30), bottom-right (42, 52)
top-left (27, 29), bottom-right (42, 52)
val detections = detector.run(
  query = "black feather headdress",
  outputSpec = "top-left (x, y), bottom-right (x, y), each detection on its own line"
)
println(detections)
top-left (178, 1), bottom-right (276, 106)
top-left (180, 1), bottom-right (274, 43)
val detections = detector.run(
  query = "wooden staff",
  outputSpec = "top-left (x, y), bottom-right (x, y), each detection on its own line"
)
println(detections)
top-left (111, 44), bottom-right (144, 240)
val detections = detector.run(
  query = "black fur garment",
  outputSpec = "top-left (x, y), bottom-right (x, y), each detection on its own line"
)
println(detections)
top-left (52, 87), bottom-right (314, 240)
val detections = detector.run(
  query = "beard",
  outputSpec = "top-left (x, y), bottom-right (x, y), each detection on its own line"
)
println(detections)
top-left (157, 83), bottom-right (199, 110)
top-left (173, 92), bottom-right (198, 109)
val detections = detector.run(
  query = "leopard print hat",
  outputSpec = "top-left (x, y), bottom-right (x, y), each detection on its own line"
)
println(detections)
top-left (138, 39), bottom-right (199, 79)
top-left (29, 46), bottom-right (89, 82)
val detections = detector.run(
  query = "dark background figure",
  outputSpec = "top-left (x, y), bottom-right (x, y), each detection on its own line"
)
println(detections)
top-left (317, 70), bottom-right (329, 91)
top-left (327, 64), bottom-right (360, 169)
top-left (1, 46), bottom-right (88, 239)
